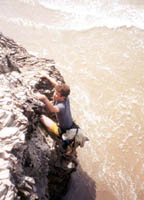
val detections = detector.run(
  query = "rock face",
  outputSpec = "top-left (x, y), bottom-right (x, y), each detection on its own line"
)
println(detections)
top-left (0, 33), bottom-right (77, 200)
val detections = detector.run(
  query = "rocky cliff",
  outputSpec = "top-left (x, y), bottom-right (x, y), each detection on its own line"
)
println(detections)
top-left (0, 33), bottom-right (77, 200)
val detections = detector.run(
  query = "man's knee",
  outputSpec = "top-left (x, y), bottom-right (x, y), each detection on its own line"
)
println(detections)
top-left (40, 115), bottom-right (53, 126)
top-left (40, 114), bottom-right (46, 123)
top-left (40, 115), bottom-right (60, 137)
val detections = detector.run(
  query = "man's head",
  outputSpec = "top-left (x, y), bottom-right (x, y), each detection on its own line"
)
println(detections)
top-left (53, 83), bottom-right (70, 102)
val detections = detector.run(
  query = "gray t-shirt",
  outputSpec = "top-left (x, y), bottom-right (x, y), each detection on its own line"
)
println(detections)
top-left (55, 98), bottom-right (73, 130)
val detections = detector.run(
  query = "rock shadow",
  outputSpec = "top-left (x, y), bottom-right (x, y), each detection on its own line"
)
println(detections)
top-left (61, 162), bottom-right (96, 200)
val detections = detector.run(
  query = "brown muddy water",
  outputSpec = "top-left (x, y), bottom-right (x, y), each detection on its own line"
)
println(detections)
top-left (1, 0), bottom-right (144, 199)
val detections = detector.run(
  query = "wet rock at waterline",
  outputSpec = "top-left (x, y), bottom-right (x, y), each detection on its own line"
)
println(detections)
top-left (0, 32), bottom-right (77, 200)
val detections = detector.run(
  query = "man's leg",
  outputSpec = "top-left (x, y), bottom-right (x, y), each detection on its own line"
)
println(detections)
top-left (40, 115), bottom-right (60, 136)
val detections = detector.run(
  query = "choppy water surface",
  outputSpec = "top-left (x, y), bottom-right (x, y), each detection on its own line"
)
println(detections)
top-left (1, 0), bottom-right (144, 199)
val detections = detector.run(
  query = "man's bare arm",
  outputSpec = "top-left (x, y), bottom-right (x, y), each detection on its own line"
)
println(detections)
top-left (40, 73), bottom-right (58, 87)
top-left (37, 94), bottom-right (59, 113)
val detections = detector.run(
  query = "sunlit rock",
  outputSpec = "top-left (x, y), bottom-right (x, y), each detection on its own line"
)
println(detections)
top-left (0, 127), bottom-right (18, 139)
top-left (0, 32), bottom-right (77, 200)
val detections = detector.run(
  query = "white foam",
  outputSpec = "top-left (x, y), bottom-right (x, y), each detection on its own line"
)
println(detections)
top-left (18, 0), bottom-right (36, 6)
top-left (34, 0), bottom-right (144, 30)
top-left (1, 0), bottom-right (144, 31)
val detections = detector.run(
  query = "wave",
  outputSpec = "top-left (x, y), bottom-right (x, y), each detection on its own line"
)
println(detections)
top-left (35, 0), bottom-right (144, 30)
top-left (3, 0), bottom-right (144, 31)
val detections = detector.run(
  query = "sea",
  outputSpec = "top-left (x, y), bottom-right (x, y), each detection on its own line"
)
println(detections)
top-left (1, 0), bottom-right (144, 200)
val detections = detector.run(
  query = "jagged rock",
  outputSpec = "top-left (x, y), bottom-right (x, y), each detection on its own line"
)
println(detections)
top-left (0, 32), bottom-right (77, 200)
top-left (0, 184), bottom-right (8, 198)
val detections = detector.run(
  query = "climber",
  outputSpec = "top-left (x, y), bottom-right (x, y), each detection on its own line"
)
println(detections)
top-left (37, 73), bottom-right (74, 136)
top-left (37, 73), bottom-right (88, 155)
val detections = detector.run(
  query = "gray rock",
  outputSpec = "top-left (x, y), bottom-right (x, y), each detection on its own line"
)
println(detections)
top-left (0, 32), bottom-right (77, 200)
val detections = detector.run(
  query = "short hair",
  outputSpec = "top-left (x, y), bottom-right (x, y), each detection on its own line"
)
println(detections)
top-left (55, 83), bottom-right (70, 98)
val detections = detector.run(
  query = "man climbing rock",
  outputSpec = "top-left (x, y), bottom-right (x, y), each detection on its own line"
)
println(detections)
top-left (37, 73), bottom-right (73, 137)
top-left (37, 73), bottom-right (88, 155)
